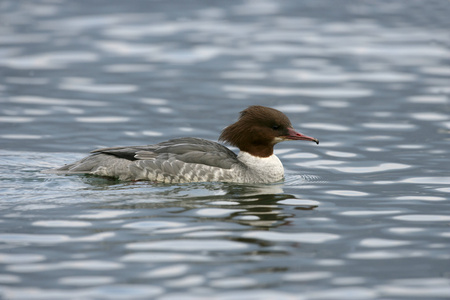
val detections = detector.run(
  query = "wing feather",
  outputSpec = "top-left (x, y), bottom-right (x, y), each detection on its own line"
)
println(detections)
top-left (93, 138), bottom-right (238, 169)
top-left (47, 138), bottom-right (242, 182)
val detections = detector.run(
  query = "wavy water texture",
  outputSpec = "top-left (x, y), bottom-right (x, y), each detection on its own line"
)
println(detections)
top-left (1, 0), bottom-right (450, 299)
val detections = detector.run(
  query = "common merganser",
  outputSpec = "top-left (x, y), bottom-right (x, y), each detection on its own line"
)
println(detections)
top-left (45, 105), bottom-right (318, 183)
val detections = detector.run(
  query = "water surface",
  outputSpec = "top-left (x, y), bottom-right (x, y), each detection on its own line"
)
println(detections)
top-left (1, 0), bottom-right (449, 299)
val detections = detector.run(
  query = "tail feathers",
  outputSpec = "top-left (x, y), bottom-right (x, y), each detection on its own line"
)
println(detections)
top-left (42, 154), bottom-right (108, 174)
top-left (41, 165), bottom-right (87, 174)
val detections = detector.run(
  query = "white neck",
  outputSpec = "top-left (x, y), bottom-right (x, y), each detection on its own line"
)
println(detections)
top-left (237, 151), bottom-right (284, 183)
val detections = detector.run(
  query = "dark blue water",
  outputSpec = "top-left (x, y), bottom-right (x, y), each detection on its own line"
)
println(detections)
top-left (1, 0), bottom-right (449, 299)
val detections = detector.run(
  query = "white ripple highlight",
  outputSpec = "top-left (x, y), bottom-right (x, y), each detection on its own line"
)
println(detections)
top-left (392, 215), bottom-right (450, 222)
top-left (0, 51), bottom-right (98, 69)
top-left (301, 123), bottom-right (351, 131)
top-left (75, 116), bottom-right (129, 123)
top-left (127, 239), bottom-right (248, 251)
top-left (325, 151), bottom-right (357, 158)
top-left (0, 117), bottom-right (34, 123)
top-left (59, 82), bottom-right (137, 93)
top-left (400, 177), bottom-right (450, 184)
top-left (0, 134), bottom-right (46, 139)
top-left (142, 264), bottom-right (189, 278)
top-left (124, 221), bottom-right (184, 230)
top-left (121, 252), bottom-right (211, 263)
top-left (242, 231), bottom-right (339, 243)
top-left (32, 220), bottom-right (92, 227)
top-left (273, 104), bottom-right (310, 113)
top-left (74, 210), bottom-right (133, 219)
top-left (59, 276), bottom-right (114, 286)
top-left (8, 96), bottom-right (106, 106)
top-left (194, 208), bottom-right (244, 217)
top-left (326, 190), bottom-right (369, 197)
top-left (359, 238), bottom-right (411, 248)
top-left (278, 199), bottom-right (320, 206)
top-left (410, 112), bottom-right (449, 121)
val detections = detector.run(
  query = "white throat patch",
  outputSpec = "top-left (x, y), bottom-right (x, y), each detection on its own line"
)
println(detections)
top-left (237, 151), bottom-right (284, 182)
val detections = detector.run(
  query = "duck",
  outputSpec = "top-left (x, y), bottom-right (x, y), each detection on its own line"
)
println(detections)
top-left (44, 105), bottom-right (318, 183)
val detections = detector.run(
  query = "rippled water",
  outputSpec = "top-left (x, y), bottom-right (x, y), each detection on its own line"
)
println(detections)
top-left (1, 0), bottom-right (450, 299)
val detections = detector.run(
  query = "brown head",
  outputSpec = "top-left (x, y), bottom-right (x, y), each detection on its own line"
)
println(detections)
top-left (219, 105), bottom-right (319, 157)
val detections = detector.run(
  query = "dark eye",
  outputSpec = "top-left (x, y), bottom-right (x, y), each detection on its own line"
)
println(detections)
top-left (272, 125), bottom-right (280, 130)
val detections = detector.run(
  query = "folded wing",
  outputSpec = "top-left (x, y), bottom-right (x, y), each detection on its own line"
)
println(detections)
top-left (46, 138), bottom-right (241, 182)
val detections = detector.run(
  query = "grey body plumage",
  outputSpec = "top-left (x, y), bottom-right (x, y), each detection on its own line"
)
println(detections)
top-left (47, 138), bottom-right (246, 183)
